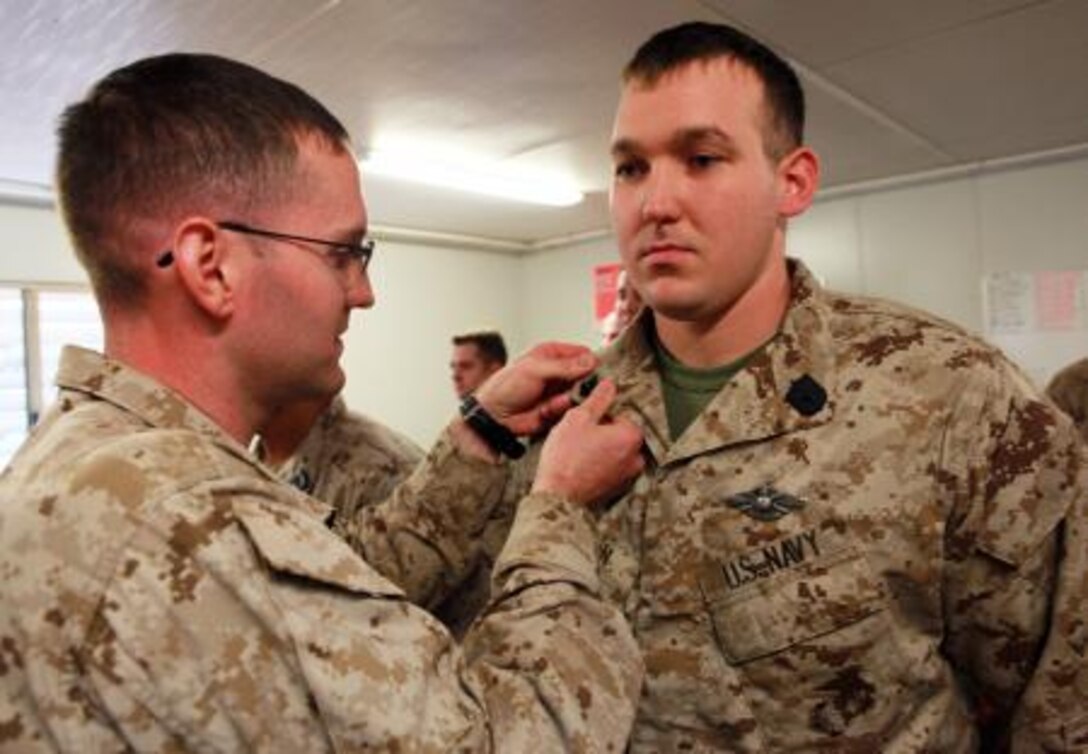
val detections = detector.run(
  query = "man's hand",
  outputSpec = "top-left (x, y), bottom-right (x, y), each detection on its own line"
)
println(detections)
top-left (532, 378), bottom-right (644, 506)
top-left (473, 342), bottom-right (597, 437)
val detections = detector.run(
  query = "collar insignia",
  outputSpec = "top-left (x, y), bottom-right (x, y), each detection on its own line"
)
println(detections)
top-left (727, 483), bottom-right (805, 522)
top-left (288, 467), bottom-right (314, 494)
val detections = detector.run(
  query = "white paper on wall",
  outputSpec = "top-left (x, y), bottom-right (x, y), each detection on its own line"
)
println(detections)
top-left (983, 271), bottom-right (1034, 334)
top-left (983, 269), bottom-right (1088, 388)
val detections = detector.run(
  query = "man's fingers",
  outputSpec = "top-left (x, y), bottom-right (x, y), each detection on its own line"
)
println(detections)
top-left (622, 438), bottom-right (647, 476)
top-left (531, 352), bottom-right (597, 385)
top-left (518, 343), bottom-right (597, 384)
top-left (506, 390), bottom-right (575, 435)
top-left (474, 341), bottom-right (598, 423)
top-left (526, 341), bottom-right (593, 361)
top-left (575, 378), bottom-right (617, 423)
top-left (538, 391), bottom-right (574, 423)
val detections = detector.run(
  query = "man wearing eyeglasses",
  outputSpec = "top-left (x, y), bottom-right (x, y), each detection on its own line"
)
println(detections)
top-left (0, 53), bottom-right (646, 751)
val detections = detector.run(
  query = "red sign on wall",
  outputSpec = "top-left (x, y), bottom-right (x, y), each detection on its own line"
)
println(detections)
top-left (592, 262), bottom-right (622, 326)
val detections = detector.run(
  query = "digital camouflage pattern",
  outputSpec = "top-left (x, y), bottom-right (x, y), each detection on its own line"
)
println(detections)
top-left (264, 396), bottom-right (501, 633)
top-left (1046, 357), bottom-right (1088, 443)
top-left (271, 396), bottom-right (425, 524)
top-left (0, 346), bottom-right (643, 752)
top-left (495, 259), bottom-right (1088, 751)
top-left (435, 445), bottom-right (541, 637)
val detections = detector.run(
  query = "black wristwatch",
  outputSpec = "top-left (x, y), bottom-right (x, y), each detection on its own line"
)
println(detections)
top-left (459, 395), bottom-right (526, 459)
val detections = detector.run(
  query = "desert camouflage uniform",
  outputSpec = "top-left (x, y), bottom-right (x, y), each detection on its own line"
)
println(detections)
top-left (271, 396), bottom-right (424, 525)
top-left (1046, 357), bottom-right (1088, 442)
top-left (495, 259), bottom-right (1088, 751)
top-left (264, 397), bottom-right (514, 635)
top-left (260, 394), bottom-right (522, 614)
top-left (0, 346), bottom-right (642, 752)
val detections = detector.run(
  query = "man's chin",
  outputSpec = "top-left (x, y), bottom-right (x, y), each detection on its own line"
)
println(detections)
top-left (319, 367), bottom-right (346, 399)
top-left (646, 296), bottom-right (706, 322)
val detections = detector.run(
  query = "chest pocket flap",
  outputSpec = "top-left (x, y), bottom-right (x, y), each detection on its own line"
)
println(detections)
top-left (701, 541), bottom-right (886, 665)
top-left (233, 496), bottom-right (404, 599)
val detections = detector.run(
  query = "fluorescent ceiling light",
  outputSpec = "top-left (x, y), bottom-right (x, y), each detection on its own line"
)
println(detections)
top-left (361, 143), bottom-right (584, 207)
top-left (0, 179), bottom-right (55, 206)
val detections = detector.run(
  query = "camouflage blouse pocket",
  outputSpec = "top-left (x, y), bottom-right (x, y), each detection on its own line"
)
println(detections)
top-left (698, 542), bottom-right (923, 741)
top-left (699, 541), bottom-right (888, 665)
top-left (233, 496), bottom-right (404, 598)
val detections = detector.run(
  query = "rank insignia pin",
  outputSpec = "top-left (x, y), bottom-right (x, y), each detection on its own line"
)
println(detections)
top-left (289, 467), bottom-right (315, 494)
top-left (727, 483), bottom-right (805, 522)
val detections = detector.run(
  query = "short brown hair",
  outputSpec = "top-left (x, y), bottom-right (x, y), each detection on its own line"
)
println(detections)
top-left (623, 22), bottom-right (805, 160)
top-left (56, 53), bottom-right (350, 305)
top-left (452, 331), bottom-right (508, 366)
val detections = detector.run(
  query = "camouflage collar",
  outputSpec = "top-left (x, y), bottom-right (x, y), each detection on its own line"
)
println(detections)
top-left (55, 346), bottom-right (333, 521)
top-left (597, 315), bottom-right (667, 458)
top-left (55, 345), bottom-right (246, 451)
top-left (599, 259), bottom-right (836, 466)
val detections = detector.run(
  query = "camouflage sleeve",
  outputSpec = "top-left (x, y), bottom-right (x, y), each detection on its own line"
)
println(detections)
top-left (433, 441), bottom-right (540, 636)
top-left (82, 481), bottom-right (640, 751)
top-left (461, 490), bottom-right (644, 750)
top-left (941, 364), bottom-right (1088, 750)
top-left (320, 425), bottom-right (424, 521)
top-left (333, 425), bottom-right (509, 612)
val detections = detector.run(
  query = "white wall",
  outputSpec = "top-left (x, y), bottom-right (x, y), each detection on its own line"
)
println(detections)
top-left (519, 238), bottom-right (620, 349)
top-left (341, 241), bottom-right (522, 444)
top-left (790, 179), bottom-right (986, 330)
top-left (794, 155), bottom-right (1088, 386)
top-left (0, 204), bottom-right (87, 284)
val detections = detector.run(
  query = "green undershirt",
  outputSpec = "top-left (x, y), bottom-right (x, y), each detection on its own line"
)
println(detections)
top-left (651, 330), bottom-right (769, 441)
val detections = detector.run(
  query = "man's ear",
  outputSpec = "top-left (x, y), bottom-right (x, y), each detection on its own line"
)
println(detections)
top-left (776, 146), bottom-right (820, 219)
top-left (170, 217), bottom-right (236, 320)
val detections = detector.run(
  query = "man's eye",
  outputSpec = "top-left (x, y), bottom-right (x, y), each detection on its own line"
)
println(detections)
top-left (328, 249), bottom-right (356, 269)
top-left (689, 153), bottom-right (721, 169)
top-left (614, 160), bottom-right (646, 181)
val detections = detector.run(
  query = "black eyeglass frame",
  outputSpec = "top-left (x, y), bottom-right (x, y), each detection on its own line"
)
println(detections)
top-left (156, 220), bottom-right (375, 271)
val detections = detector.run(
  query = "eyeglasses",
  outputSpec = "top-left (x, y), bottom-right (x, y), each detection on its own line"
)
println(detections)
top-left (156, 220), bottom-right (375, 274)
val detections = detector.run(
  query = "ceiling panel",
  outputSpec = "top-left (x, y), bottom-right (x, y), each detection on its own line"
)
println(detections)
top-left (271, 0), bottom-right (720, 181)
top-left (822, 0), bottom-right (1088, 160)
top-left (1, 0), bottom-right (1087, 247)
top-left (0, 0), bottom-right (329, 182)
top-left (804, 85), bottom-right (953, 186)
top-left (703, 0), bottom-right (1038, 66)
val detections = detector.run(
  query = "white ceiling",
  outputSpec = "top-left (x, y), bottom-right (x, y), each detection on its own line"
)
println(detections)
top-left (2, 0), bottom-right (1088, 251)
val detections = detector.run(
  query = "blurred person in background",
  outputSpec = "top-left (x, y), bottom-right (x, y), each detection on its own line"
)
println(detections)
top-left (451, 330), bottom-right (507, 398)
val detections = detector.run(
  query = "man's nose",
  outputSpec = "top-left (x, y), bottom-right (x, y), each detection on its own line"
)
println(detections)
top-left (639, 166), bottom-right (681, 224)
top-left (344, 267), bottom-right (375, 309)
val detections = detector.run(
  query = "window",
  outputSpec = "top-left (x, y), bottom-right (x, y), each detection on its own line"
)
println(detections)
top-left (0, 286), bottom-right (102, 466)
top-left (0, 290), bottom-right (27, 464)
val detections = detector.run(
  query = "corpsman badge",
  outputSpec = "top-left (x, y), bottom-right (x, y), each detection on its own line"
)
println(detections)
top-left (289, 467), bottom-right (315, 494)
top-left (727, 483), bottom-right (805, 522)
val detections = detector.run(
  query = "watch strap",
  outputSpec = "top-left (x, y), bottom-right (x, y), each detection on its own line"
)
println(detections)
top-left (459, 395), bottom-right (526, 459)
